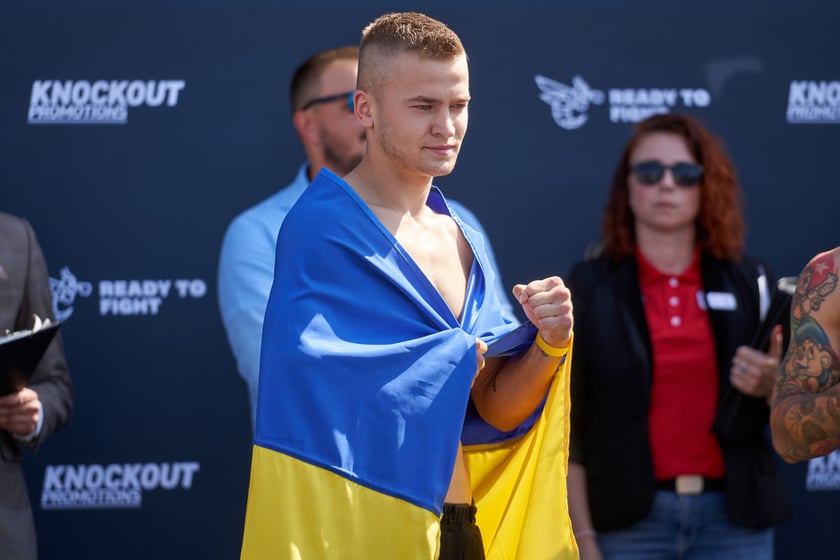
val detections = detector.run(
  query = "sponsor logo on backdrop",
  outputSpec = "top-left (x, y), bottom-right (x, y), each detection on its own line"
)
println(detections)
top-left (806, 450), bottom-right (840, 491)
top-left (787, 80), bottom-right (840, 124)
top-left (50, 267), bottom-right (93, 322)
top-left (50, 267), bottom-right (207, 319)
top-left (99, 278), bottom-right (207, 316)
top-left (535, 74), bottom-right (712, 130)
top-left (27, 79), bottom-right (186, 125)
top-left (40, 461), bottom-right (200, 509)
top-left (534, 75), bottom-right (605, 130)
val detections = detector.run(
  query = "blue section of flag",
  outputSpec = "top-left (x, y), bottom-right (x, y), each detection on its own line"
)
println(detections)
top-left (254, 169), bottom-right (519, 515)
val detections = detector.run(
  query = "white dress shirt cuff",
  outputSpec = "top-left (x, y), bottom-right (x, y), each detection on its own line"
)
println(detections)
top-left (12, 400), bottom-right (44, 443)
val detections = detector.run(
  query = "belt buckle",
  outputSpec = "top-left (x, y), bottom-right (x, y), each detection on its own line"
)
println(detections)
top-left (675, 474), bottom-right (703, 495)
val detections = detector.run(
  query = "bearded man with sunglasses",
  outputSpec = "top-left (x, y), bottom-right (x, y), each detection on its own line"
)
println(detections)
top-left (218, 45), bottom-right (516, 433)
top-left (565, 113), bottom-right (791, 559)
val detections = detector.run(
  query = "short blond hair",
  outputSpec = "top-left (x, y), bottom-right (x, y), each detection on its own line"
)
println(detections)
top-left (358, 12), bottom-right (464, 93)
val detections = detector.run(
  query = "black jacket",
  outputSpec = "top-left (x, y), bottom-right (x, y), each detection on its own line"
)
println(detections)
top-left (567, 252), bottom-right (791, 531)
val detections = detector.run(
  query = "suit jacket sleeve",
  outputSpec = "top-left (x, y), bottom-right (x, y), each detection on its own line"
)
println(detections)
top-left (5, 216), bottom-right (74, 451)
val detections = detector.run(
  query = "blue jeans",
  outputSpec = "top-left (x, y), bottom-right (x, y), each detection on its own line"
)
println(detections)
top-left (597, 490), bottom-right (774, 560)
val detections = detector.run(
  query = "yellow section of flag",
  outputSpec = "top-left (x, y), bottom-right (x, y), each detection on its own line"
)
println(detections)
top-left (465, 344), bottom-right (578, 559)
top-left (241, 446), bottom-right (440, 560)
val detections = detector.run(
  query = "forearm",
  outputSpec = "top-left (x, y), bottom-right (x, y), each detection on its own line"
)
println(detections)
top-left (771, 387), bottom-right (840, 462)
top-left (770, 248), bottom-right (840, 461)
top-left (473, 275), bottom-right (573, 431)
top-left (569, 461), bottom-right (602, 560)
top-left (472, 338), bottom-right (567, 431)
top-left (568, 461), bottom-right (596, 534)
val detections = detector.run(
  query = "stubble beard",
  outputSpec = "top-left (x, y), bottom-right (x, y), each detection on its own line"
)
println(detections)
top-left (378, 123), bottom-right (459, 179)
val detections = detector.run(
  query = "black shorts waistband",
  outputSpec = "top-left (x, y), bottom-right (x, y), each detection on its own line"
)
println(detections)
top-left (442, 502), bottom-right (477, 525)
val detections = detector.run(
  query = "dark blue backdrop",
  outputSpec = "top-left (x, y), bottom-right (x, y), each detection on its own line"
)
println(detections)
top-left (2, 1), bottom-right (838, 558)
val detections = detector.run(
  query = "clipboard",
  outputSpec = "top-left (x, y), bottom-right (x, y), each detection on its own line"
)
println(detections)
top-left (0, 321), bottom-right (61, 396)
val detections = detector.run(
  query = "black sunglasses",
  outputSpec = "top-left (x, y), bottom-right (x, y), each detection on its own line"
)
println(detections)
top-left (630, 160), bottom-right (704, 187)
top-left (301, 91), bottom-right (355, 112)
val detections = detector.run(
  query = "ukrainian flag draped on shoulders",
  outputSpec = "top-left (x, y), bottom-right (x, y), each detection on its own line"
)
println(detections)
top-left (241, 169), bottom-right (577, 560)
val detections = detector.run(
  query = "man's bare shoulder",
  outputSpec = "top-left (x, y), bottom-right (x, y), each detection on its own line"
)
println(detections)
top-left (808, 247), bottom-right (840, 270)
top-left (796, 248), bottom-right (840, 325)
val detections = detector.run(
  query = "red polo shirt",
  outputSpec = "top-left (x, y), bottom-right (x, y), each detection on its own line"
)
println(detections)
top-left (637, 248), bottom-right (725, 480)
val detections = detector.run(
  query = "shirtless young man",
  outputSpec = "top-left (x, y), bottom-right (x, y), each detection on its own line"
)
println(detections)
top-left (346, 13), bottom-right (572, 557)
top-left (240, 12), bottom-right (573, 560)
top-left (771, 247), bottom-right (840, 462)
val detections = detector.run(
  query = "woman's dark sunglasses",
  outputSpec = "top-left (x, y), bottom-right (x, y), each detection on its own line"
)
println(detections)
top-left (630, 160), bottom-right (704, 187)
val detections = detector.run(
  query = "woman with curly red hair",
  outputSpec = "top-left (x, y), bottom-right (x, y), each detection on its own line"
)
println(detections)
top-left (566, 113), bottom-right (791, 559)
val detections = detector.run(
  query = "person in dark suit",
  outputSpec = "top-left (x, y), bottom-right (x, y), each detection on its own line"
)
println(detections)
top-left (0, 212), bottom-right (74, 559)
top-left (771, 247), bottom-right (840, 462)
top-left (565, 114), bottom-right (791, 559)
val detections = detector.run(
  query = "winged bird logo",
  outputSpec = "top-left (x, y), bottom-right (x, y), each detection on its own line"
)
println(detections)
top-left (535, 74), bottom-right (605, 130)
top-left (49, 267), bottom-right (93, 321)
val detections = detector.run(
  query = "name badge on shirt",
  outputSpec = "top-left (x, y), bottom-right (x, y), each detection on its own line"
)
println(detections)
top-left (705, 291), bottom-right (738, 311)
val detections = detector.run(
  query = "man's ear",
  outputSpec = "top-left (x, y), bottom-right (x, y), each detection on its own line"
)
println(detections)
top-left (292, 110), bottom-right (318, 145)
top-left (354, 90), bottom-right (374, 127)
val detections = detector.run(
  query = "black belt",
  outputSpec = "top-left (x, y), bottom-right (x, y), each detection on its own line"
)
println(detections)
top-left (655, 475), bottom-right (726, 495)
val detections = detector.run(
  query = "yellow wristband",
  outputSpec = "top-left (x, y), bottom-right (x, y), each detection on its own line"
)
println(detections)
top-left (534, 333), bottom-right (569, 357)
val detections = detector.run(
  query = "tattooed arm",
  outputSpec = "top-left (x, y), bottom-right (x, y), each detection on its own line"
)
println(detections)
top-left (770, 248), bottom-right (840, 463)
